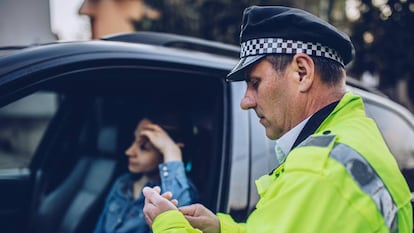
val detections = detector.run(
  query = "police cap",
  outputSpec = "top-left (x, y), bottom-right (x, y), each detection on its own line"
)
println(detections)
top-left (227, 5), bottom-right (355, 81)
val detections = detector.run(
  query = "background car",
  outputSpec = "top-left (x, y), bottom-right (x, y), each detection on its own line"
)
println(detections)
top-left (0, 32), bottom-right (413, 233)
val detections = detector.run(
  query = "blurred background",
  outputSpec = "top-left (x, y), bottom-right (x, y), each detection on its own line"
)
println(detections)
top-left (1, 0), bottom-right (413, 112)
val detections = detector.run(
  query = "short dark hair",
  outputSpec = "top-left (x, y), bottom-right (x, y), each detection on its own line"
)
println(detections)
top-left (265, 55), bottom-right (345, 86)
top-left (265, 55), bottom-right (293, 76)
top-left (312, 57), bottom-right (345, 85)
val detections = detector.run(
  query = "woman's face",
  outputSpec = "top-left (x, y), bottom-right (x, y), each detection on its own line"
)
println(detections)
top-left (125, 119), bottom-right (163, 174)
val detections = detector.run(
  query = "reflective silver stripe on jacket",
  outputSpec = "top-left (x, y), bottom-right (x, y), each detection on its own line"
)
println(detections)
top-left (330, 143), bottom-right (398, 232)
top-left (299, 135), bottom-right (398, 232)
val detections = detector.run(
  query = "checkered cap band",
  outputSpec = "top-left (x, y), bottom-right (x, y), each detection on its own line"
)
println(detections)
top-left (240, 38), bottom-right (344, 66)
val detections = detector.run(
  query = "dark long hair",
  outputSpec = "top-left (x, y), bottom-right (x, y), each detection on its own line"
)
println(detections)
top-left (129, 109), bottom-right (192, 179)
top-left (142, 108), bottom-right (192, 152)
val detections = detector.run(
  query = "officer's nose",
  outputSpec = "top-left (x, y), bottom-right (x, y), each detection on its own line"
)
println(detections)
top-left (78, 0), bottom-right (96, 16)
top-left (240, 90), bottom-right (256, 110)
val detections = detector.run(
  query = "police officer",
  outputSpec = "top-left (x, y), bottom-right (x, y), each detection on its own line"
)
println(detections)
top-left (143, 5), bottom-right (413, 233)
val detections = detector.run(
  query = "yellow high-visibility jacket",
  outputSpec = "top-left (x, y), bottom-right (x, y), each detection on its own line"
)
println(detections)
top-left (151, 92), bottom-right (413, 233)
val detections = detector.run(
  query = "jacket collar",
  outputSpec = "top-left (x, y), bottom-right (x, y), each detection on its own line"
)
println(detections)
top-left (292, 100), bottom-right (339, 149)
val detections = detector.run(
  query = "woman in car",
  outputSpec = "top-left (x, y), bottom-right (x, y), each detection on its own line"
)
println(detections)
top-left (93, 111), bottom-right (198, 233)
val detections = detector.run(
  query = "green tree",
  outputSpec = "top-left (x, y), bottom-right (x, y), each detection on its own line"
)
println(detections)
top-left (133, 0), bottom-right (414, 109)
top-left (349, 0), bottom-right (414, 109)
top-left (133, 0), bottom-right (312, 45)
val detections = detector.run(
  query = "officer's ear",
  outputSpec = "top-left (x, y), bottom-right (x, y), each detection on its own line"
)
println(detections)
top-left (292, 53), bottom-right (314, 93)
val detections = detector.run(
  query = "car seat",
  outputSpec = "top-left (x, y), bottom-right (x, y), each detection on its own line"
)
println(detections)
top-left (30, 126), bottom-right (118, 233)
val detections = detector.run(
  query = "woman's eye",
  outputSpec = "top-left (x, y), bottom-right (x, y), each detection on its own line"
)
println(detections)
top-left (139, 142), bottom-right (148, 150)
top-left (136, 136), bottom-right (150, 151)
top-left (139, 141), bottom-right (151, 151)
top-left (139, 143), bottom-right (146, 150)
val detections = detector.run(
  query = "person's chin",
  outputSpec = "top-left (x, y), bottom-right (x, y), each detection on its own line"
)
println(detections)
top-left (265, 128), bottom-right (279, 140)
top-left (128, 164), bottom-right (141, 173)
top-left (259, 117), bottom-right (266, 125)
top-left (260, 120), bottom-right (272, 134)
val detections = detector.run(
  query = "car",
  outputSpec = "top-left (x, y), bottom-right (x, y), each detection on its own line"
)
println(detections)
top-left (0, 32), bottom-right (413, 233)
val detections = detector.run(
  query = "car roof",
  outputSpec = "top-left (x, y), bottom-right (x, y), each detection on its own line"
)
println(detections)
top-left (0, 31), bottom-right (384, 91)
top-left (0, 40), bottom-right (237, 77)
top-left (101, 31), bottom-right (240, 58)
top-left (349, 85), bottom-right (414, 127)
top-left (0, 31), bottom-right (401, 108)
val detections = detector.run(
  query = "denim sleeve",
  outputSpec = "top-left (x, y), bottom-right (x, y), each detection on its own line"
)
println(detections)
top-left (93, 175), bottom-right (124, 233)
top-left (93, 208), bottom-right (105, 233)
top-left (159, 161), bottom-right (199, 207)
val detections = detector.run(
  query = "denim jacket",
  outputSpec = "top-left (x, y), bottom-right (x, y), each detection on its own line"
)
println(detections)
top-left (93, 161), bottom-right (198, 233)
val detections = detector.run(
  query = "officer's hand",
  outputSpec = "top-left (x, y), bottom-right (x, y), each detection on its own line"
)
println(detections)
top-left (179, 204), bottom-right (220, 233)
top-left (143, 186), bottom-right (178, 227)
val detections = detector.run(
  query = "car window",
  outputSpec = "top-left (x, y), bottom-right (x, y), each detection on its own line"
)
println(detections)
top-left (364, 102), bottom-right (414, 170)
top-left (347, 86), bottom-right (414, 170)
top-left (0, 92), bottom-right (58, 169)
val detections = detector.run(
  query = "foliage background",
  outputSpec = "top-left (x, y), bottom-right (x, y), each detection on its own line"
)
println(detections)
top-left (133, 0), bottom-right (414, 111)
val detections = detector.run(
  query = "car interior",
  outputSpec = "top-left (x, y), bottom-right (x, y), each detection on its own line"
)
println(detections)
top-left (21, 67), bottom-right (228, 233)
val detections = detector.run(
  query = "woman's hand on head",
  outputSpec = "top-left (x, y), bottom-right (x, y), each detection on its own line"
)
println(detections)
top-left (139, 123), bottom-right (183, 162)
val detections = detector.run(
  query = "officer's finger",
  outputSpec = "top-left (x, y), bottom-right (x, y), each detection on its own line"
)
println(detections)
top-left (171, 199), bottom-right (178, 206)
top-left (143, 204), bottom-right (153, 226)
top-left (161, 191), bottom-right (173, 200)
top-left (143, 186), bottom-right (170, 208)
top-left (143, 187), bottom-right (160, 225)
top-left (143, 187), bottom-right (159, 203)
top-left (160, 192), bottom-right (178, 206)
top-left (179, 204), bottom-right (198, 216)
top-left (153, 186), bottom-right (161, 194)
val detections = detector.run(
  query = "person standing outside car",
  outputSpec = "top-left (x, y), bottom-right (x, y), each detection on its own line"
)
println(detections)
top-left (143, 5), bottom-right (413, 233)
top-left (93, 111), bottom-right (198, 233)
top-left (78, 0), bottom-right (161, 39)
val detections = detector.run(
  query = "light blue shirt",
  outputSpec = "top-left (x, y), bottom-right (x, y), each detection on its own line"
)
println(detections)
top-left (274, 117), bottom-right (311, 164)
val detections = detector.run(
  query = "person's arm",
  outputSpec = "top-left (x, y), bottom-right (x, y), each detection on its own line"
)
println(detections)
top-left (140, 123), bottom-right (198, 206)
top-left (241, 170), bottom-right (380, 233)
top-left (92, 211), bottom-right (105, 233)
top-left (159, 161), bottom-right (198, 207)
top-left (143, 187), bottom-right (201, 233)
top-left (93, 175), bottom-right (123, 233)
top-left (144, 187), bottom-right (247, 233)
top-left (144, 187), bottom-right (215, 233)
top-left (151, 210), bottom-right (248, 233)
top-left (216, 213), bottom-right (246, 233)
top-left (152, 210), bottom-right (202, 233)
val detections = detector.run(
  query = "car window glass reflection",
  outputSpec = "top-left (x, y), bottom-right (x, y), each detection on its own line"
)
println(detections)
top-left (0, 92), bottom-right (58, 169)
top-left (364, 102), bottom-right (414, 169)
